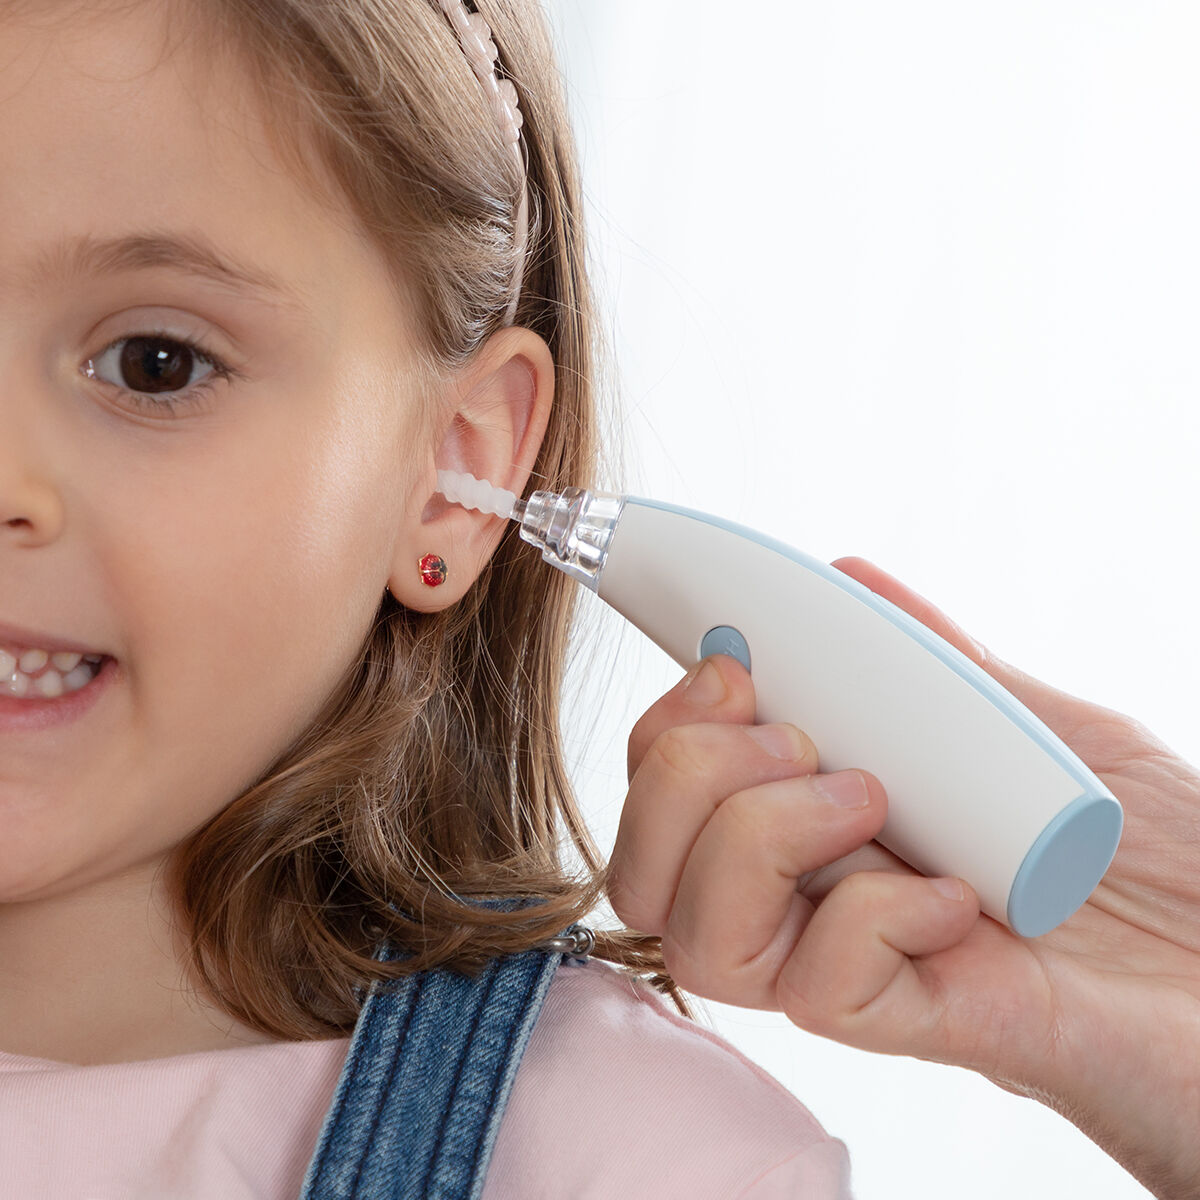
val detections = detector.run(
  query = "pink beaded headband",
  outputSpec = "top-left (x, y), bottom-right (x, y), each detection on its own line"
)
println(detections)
top-left (435, 0), bottom-right (528, 327)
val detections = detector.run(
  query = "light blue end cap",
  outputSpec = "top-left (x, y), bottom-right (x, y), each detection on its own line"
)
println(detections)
top-left (1007, 794), bottom-right (1123, 938)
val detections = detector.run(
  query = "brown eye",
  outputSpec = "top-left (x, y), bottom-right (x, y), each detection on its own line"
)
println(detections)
top-left (90, 334), bottom-right (215, 395)
top-left (82, 330), bottom-right (236, 419)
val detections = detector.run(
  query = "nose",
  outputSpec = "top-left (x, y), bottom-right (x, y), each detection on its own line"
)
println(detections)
top-left (0, 400), bottom-right (66, 547)
top-left (0, 479), bottom-right (63, 546)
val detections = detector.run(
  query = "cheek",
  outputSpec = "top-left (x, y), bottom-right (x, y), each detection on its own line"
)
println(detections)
top-left (86, 394), bottom-right (404, 859)
top-left (121, 386), bottom-right (401, 661)
top-left (0, 416), bottom-right (399, 903)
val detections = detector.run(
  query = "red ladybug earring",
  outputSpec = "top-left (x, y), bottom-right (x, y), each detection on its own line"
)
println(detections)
top-left (418, 554), bottom-right (448, 587)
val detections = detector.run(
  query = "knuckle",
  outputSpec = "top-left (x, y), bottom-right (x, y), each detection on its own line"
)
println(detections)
top-left (1075, 709), bottom-right (1161, 770)
top-left (647, 724), bottom-right (708, 780)
top-left (831, 868), bottom-right (893, 912)
top-left (720, 785), bottom-right (781, 842)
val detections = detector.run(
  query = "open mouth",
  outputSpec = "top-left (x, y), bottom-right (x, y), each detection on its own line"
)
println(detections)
top-left (0, 650), bottom-right (111, 700)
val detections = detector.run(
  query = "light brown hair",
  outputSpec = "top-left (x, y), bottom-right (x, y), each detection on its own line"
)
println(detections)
top-left (154, 0), bottom-right (694, 1038)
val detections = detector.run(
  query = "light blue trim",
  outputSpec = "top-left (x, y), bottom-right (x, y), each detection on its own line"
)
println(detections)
top-left (1007, 792), bottom-right (1123, 937)
top-left (622, 496), bottom-right (1112, 800)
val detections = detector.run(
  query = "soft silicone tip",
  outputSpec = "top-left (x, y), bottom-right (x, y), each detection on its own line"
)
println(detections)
top-left (436, 469), bottom-right (518, 520)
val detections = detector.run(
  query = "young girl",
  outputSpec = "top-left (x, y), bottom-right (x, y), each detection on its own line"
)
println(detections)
top-left (5, 1), bottom-right (1195, 1197)
top-left (0, 0), bottom-right (853, 1195)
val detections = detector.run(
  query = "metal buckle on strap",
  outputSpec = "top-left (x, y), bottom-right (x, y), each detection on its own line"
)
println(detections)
top-left (534, 923), bottom-right (595, 958)
top-left (360, 913), bottom-right (595, 959)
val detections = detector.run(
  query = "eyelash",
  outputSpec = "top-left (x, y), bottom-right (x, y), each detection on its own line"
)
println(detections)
top-left (88, 329), bottom-right (240, 419)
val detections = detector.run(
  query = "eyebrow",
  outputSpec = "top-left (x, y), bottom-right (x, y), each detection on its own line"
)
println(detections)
top-left (9, 231), bottom-right (311, 315)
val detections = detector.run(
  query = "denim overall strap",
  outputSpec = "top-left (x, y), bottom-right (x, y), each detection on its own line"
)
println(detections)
top-left (298, 902), bottom-right (588, 1200)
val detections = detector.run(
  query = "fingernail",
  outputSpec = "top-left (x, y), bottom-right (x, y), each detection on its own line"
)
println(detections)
top-left (682, 660), bottom-right (726, 707)
top-left (745, 723), bottom-right (805, 760)
top-left (811, 769), bottom-right (870, 809)
top-left (930, 877), bottom-right (965, 902)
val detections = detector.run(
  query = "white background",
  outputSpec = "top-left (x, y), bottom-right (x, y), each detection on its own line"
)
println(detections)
top-left (544, 4), bottom-right (1200, 1197)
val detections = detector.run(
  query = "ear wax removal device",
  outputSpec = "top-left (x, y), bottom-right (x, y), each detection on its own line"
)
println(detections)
top-left (436, 470), bottom-right (1123, 938)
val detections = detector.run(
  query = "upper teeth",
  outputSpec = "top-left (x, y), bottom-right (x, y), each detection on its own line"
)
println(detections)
top-left (0, 648), bottom-right (104, 699)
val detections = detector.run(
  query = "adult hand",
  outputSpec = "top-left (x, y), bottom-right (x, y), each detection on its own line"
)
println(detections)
top-left (607, 556), bottom-right (1200, 1199)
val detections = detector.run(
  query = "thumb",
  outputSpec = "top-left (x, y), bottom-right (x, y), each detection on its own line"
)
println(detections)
top-left (828, 556), bottom-right (1103, 749)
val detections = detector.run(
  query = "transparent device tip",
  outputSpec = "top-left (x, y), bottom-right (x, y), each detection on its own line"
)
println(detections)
top-left (433, 470), bottom-right (625, 590)
top-left (515, 487), bottom-right (624, 589)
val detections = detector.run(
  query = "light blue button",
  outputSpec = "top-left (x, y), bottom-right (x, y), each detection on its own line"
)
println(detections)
top-left (699, 625), bottom-right (751, 673)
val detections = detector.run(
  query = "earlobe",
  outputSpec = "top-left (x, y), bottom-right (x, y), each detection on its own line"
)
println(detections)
top-left (386, 326), bottom-right (554, 613)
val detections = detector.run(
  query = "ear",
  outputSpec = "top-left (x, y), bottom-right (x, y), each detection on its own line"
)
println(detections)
top-left (387, 325), bottom-right (555, 612)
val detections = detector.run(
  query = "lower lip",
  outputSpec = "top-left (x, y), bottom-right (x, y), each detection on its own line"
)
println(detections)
top-left (0, 656), bottom-right (117, 732)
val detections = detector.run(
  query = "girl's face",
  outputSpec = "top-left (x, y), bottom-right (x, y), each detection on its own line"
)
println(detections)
top-left (0, 4), bottom-right (438, 901)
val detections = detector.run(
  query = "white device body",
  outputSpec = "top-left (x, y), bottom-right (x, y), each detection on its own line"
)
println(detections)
top-left (594, 498), bottom-right (1123, 938)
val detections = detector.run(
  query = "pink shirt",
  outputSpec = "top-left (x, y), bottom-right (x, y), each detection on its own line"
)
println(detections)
top-left (0, 956), bottom-right (853, 1198)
